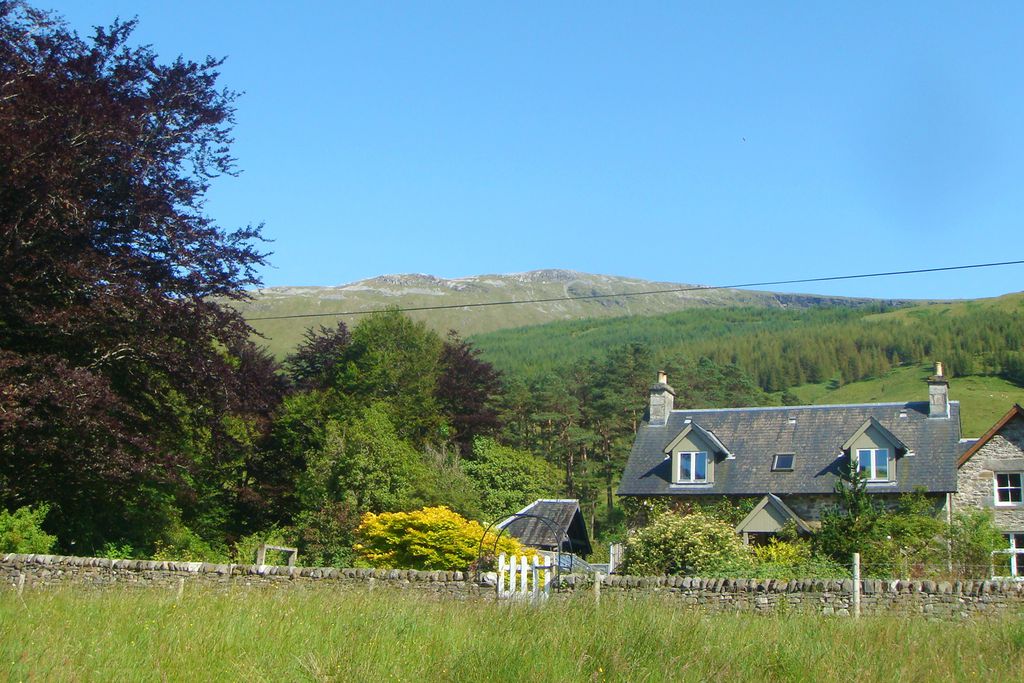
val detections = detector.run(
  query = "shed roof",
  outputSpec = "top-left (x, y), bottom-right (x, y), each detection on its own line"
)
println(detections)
top-left (497, 499), bottom-right (593, 556)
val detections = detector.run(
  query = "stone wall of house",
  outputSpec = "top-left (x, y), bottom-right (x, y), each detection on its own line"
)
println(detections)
top-left (4, 554), bottom-right (1023, 619)
top-left (784, 492), bottom-right (946, 523)
top-left (954, 417), bottom-right (1024, 534)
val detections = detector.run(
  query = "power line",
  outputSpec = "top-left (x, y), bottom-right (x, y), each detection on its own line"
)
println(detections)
top-left (245, 259), bottom-right (1024, 322)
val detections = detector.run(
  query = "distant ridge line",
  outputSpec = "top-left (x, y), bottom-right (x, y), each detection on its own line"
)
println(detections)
top-left (246, 259), bottom-right (1024, 322)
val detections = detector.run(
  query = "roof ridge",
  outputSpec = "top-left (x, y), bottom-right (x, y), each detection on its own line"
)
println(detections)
top-left (670, 400), bottom-right (959, 414)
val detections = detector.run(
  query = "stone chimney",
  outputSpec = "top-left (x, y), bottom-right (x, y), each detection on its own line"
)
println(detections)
top-left (927, 361), bottom-right (949, 418)
top-left (648, 371), bottom-right (675, 426)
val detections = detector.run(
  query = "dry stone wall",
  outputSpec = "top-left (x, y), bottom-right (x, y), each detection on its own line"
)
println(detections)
top-left (3, 554), bottom-right (1023, 618)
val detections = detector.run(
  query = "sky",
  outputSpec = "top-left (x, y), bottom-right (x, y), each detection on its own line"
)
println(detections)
top-left (41, 2), bottom-right (1024, 299)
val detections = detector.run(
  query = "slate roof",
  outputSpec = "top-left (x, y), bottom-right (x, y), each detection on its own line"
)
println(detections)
top-left (498, 499), bottom-right (593, 556)
top-left (617, 401), bottom-right (961, 497)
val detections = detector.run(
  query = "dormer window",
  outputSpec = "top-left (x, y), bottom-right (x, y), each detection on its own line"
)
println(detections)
top-left (676, 451), bottom-right (708, 483)
top-left (772, 454), bottom-right (795, 472)
top-left (857, 448), bottom-right (890, 482)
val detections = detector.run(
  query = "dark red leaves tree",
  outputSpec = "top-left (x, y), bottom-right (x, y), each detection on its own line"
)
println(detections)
top-left (438, 331), bottom-right (502, 454)
top-left (0, 2), bottom-right (271, 549)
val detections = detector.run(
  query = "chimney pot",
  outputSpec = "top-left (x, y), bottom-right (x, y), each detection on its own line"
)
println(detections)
top-left (648, 371), bottom-right (675, 426)
top-left (928, 360), bottom-right (949, 418)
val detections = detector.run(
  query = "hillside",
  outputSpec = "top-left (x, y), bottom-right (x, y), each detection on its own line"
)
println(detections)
top-left (229, 270), bottom-right (910, 358)
top-left (786, 363), bottom-right (1024, 438)
top-left (471, 293), bottom-right (1024, 436)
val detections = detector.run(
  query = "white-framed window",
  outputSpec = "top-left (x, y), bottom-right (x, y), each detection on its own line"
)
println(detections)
top-left (1002, 533), bottom-right (1024, 577)
top-left (675, 451), bottom-right (708, 483)
top-left (857, 448), bottom-right (890, 481)
top-left (995, 473), bottom-right (1024, 506)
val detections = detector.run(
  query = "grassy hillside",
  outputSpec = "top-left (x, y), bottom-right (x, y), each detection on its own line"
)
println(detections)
top-left (227, 270), bottom-right (909, 358)
top-left (786, 364), bottom-right (1024, 437)
top-left (4, 588), bottom-right (1023, 681)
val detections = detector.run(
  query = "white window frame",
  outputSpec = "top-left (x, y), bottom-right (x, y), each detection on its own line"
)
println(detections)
top-left (1005, 533), bottom-right (1024, 577)
top-left (856, 448), bottom-right (890, 482)
top-left (675, 451), bottom-right (709, 484)
top-left (994, 472), bottom-right (1024, 506)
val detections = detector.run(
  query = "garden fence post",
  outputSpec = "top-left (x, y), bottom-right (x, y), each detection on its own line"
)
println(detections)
top-left (16, 572), bottom-right (25, 597)
top-left (594, 572), bottom-right (602, 606)
top-left (852, 552), bottom-right (861, 619)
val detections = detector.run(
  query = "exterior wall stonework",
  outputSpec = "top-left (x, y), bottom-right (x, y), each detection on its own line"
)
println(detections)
top-left (955, 418), bottom-right (1024, 534)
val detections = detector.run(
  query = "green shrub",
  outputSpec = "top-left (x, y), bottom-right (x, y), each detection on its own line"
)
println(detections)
top-left (231, 526), bottom-right (295, 565)
top-left (0, 505), bottom-right (57, 554)
top-left (151, 525), bottom-right (227, 563)
top-left (948, 509), bottom-right (1007, 579)
top-left (621, 510), bottom-right (748, 575)
top-left (96, 542), bottom-right (137, 559)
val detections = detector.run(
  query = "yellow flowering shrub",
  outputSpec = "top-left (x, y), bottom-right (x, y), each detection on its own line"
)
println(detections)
top-left (354, 506), bottom-right (534, 571)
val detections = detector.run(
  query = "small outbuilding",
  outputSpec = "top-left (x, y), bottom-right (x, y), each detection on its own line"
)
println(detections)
top-left (497, 499), bottom-right (593, 557)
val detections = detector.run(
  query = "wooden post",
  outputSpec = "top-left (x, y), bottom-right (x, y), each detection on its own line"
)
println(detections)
top-left (852, 552), bottom-right (861, 619)
top-left (498, 553), bottom-right (506, 597)
top-left (594, 572), bottom-right (602, 606)
top-left (519, 555), bottom-right (528, 594)
top-left (16, 572), bottom-right (25, 597)
top-left (256, 543), bottom-right (266, 566)
top-left (176, 576), bottom-right (185, 603)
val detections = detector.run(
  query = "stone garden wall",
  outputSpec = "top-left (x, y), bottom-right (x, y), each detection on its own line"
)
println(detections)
top-left (4, 553), bottom-right (1023, 618)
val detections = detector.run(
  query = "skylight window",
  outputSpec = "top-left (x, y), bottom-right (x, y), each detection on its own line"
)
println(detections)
top-left (772, 454), bottom-right (795, 471)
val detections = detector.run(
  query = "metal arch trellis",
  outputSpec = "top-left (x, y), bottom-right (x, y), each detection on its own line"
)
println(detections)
top-left (474, 513), bottom-right (578, 584)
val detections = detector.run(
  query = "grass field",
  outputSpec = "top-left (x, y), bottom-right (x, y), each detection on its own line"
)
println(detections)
top-left (3, 587), bottom-right (1023, 681)
top-left (786, 363), bottom-right (1024, 437)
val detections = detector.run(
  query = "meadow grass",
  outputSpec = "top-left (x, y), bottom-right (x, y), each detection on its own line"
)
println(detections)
top-left (2, 586), bottom-right (1023, 682)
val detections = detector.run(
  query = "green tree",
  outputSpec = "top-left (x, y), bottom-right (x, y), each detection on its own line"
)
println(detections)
top-left (463, 438), bottom-right (561, 521)
top-left (338, 309), bottom-right (446, 446)
top-left (0, 505), bottom-right (57, 554)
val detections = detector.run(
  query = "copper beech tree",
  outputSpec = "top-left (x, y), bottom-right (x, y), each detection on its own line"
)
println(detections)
top-left (0, 2), bottom-right (276, 549)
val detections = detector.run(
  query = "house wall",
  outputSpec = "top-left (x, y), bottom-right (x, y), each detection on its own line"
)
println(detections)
top-left (785, 492), bottom-right (947, 523)
top-left (624, 492), bottom-right (948, 529)
top-left (954, 417), bottom-right (1024, 535)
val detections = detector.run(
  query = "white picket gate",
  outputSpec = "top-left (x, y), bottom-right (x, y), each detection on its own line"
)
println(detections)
top-left (497, 553), bottom-right (554, 602)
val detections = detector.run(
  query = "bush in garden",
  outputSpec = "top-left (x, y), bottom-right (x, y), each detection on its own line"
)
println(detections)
top-left (0, 505), bottom-right (57, 554)
top-left (353, 506), bottom-right (532, 571)
top-left (948, 509), bottom-right (1007, 579)
top-left (621, 509), bottom-right (748, 576)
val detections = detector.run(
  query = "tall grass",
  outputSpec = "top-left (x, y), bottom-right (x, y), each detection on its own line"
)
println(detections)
top-left (3, 586), bottom-right (1023, 681)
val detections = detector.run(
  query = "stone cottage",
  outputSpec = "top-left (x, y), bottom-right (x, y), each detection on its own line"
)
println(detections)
top-left (617, 365), bottom-right (962, 543)
top-left (954, 404), bottom-right (1024, 577)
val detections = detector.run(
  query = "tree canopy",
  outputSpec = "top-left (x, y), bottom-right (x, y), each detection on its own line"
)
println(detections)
top-left (0, 2), bottom-right (272, 549)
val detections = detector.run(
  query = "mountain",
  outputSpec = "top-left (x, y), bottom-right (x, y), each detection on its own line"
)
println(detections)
top-left (230, 270), bottom-right (915, 358)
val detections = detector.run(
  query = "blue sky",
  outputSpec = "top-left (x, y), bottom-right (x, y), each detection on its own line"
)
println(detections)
top-left (44, 2), bottom-right (1024, 299)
